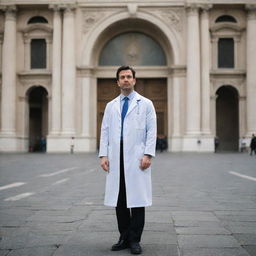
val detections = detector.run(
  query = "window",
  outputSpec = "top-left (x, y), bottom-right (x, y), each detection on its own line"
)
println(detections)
top-left (31, 39), bottom-right (46, 69)
top-left (218, 38), bottom-right (234, 68)
top-left (215, 15), bottom-right (237, 23)
top-left (28, 16), bottom-right (48, 24)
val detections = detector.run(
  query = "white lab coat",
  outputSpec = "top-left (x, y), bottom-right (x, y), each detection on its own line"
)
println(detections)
top-left (99, 91), bottom-right (157, 208)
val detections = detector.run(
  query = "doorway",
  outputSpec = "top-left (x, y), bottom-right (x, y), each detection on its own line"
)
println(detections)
top-left (27, 86), bottom-right (48, 152)
top-left (216, 86), bottom-right (239, 151)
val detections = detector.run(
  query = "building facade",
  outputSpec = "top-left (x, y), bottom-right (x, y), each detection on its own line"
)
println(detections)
top-left (0, 0), bottom-right (256, 153)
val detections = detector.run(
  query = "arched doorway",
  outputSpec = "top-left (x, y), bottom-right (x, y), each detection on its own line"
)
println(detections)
top-left (27, 86), bottom-right (48, 152)
top-left (96, 28), bottom-right (168, 147)
top-left (216, 86), bottom-right (239, 151)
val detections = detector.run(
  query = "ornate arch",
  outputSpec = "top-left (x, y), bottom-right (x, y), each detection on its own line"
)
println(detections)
top-left (80, 10), bottom-right (182, 67)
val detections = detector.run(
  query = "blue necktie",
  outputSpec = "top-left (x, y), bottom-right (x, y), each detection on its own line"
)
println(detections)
top-left (121, 97), bottom-right (129, 139)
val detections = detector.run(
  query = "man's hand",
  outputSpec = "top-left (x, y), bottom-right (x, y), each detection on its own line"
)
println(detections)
top-left (140, 155), bottom-right (152, 170)
top-left (100, 156), bottom-right (109, 172)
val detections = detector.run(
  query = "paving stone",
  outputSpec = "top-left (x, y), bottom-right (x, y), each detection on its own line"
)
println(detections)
top-left (243, 245), bottom-right (256, 256)
top-left (181, 247), bottom-right (250, 256)
top-left (172, 214), bottom-right (219, 222)
top-left (7, 246), bottom-right (57, 256)
top-left (53, 244), bottom-right (130, 256)
top-left (176, 226), bottom-right (231, 235)
top-left (174, 220), bottom-right (222, 227)
top-left (142, 230), bottom-right (177, 245)
top-left (0, 233), bottom-right (68, 250)
top-left (146, 211), bottom-right (173, 223)
top-left (233, 234), bottom-right (256, 245)
top-left (224, 224), bottom-right (256, 234)
top-left (65, 231), bottom-right (117, 245)
top-left (0, 250), bottom-right (10, 256)
top-left (144, 222), bottom-right (176, 233)
top-left (178, 234), bottom-right (240, 248)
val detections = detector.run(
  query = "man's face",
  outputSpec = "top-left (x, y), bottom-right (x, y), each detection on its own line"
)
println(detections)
top-left (117, 69), bottom-right (136, 92)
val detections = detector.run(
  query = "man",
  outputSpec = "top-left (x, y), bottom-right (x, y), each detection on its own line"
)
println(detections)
top-left (250, 134), bottom-right (256, 156)
top-left (99, 66), bottom-right (157, 255)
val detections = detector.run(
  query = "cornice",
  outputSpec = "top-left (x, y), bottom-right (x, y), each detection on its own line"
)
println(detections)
top-left (210, 69), bottom-right (246, 78)
top-left (18, 70), bottom-right (52, 79)
top-left (210, 23), bottom-right (245, 33)
top-left (21, 23), bottom-right (53, 33)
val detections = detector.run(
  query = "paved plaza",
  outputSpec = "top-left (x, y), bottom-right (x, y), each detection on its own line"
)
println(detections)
top-left (0, 152), bottom-right (256, 256)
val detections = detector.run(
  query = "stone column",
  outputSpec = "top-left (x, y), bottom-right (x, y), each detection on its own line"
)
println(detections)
top-left (246, 5), bottom-right (256, 135)
top-left (0, 34), bottom-right (3, 71)
top-left (1, 5), bottom-right (17, 135)
top-left (185, 5), bottom-right (201, 136)
top-left (172, 76), bottom-right (181, 137)
top-left (61, 5), bottom-right (76, 135)
top-left (49, 5), bottom-right (62, 135)
top-left (81, 76), bottom-right (91, 137)
top-left (201, 5), bottom-right (212, 135)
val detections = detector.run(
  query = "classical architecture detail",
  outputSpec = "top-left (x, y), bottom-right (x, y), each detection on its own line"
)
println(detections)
top-left (0, 0), bottom-right (255, 153)
top-left (144, 8), bottom-right (183, 32)
top-left (246, 4), bottom-right (256, 16)
top-left (0, 4), bottom-right (17, 17)
top-left (127, 4), bottom-right (138, 17)
top-left (82, 9), bottom-right (116, 34)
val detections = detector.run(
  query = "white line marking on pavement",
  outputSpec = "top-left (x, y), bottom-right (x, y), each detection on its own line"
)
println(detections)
top-left (86, 168), bottom-right (96, 174)
top-left (229, 171), bottom-right (256, 182)
top-left (52, 178), bottom-right (69, 185)
top-left (4, 192), bottom-right (35, 201)
top-left (39, 167), bottom-right (79, 177)
top-left (0, 182), bottom-right (26, 191)
top-left (76, 168), bottom-right (96, 176)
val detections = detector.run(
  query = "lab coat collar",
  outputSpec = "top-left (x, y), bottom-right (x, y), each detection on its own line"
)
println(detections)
top-left (113, 91), bottom-right (142, 117)
top-left (126, 92), bottom-right (142, 117)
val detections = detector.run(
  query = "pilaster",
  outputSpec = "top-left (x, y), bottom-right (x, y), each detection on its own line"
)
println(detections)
top-left (61, 4), bottom-right (76, 135)
top-left (49, 4), bottom-right (62, 135)
top-left (185, 4), bottom-right (201, 136)
top-left (201, 5), bottom-right (212, 135)
top-left (1, 5), bottom-right (17, 136)
top-left (245, 4), bottom-right (256, 135)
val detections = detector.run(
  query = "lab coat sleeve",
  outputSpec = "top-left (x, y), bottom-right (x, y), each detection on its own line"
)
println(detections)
top-left (144, 100), bottom-right (157, 157)
top-left (99, 103), bottom-right (110, 157)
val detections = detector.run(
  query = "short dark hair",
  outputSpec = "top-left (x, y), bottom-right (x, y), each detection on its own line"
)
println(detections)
top-left (116, 66), bottom-right (136, 80)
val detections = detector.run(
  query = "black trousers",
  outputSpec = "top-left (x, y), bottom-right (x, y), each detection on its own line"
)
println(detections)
top-left (116, 141), bottom-right (145, 243)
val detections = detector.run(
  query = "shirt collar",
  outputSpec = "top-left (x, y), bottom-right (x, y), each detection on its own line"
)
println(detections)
top-left (120, 90), bottom-right (136, 101)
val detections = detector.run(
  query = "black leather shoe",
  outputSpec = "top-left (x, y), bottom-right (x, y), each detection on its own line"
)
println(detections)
top-left (111, 239), bottom-right (129, 251)
top-left (130, 242), bottom-right (142, 254)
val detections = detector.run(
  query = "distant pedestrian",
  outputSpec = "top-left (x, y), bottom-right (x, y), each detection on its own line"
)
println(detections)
top-left (214, 136), bottom-right (219, 153)
top-left (156, 135), bottom-right (167, 152)
top-left (40, 137), bottom-right (46, 152)
top-left (249, 134), bottom-right (256, 156)
top-left (70, 137), bottom-right (75, 154)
